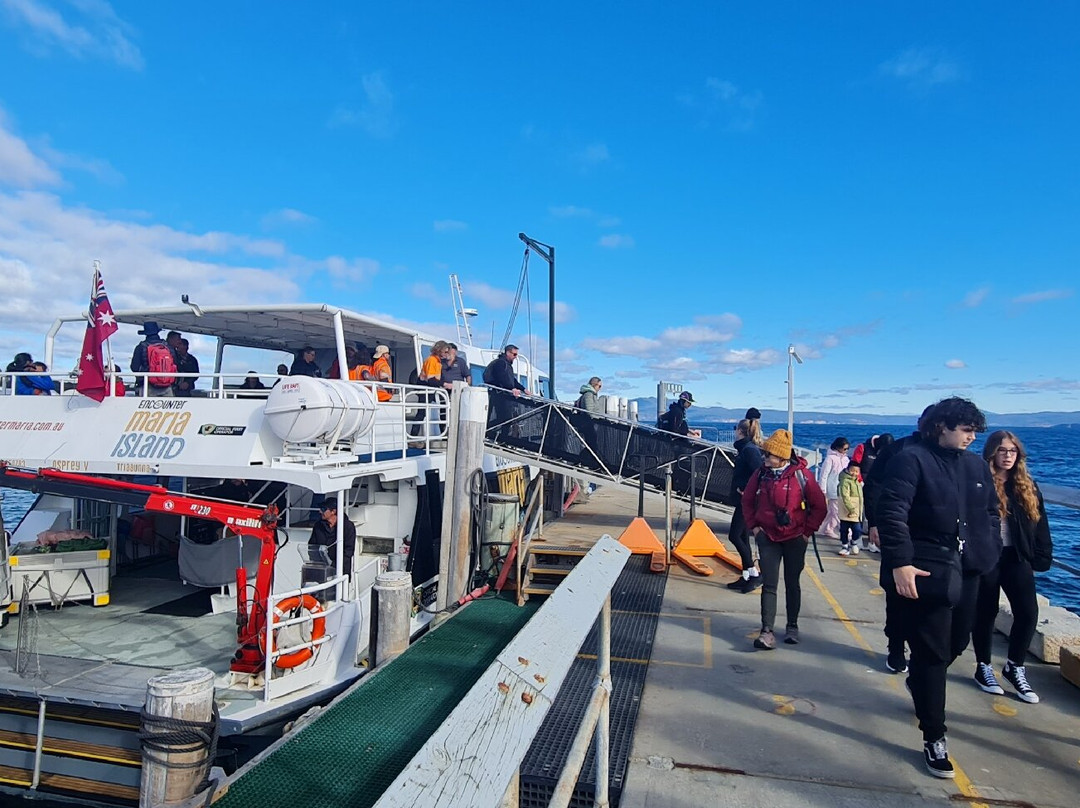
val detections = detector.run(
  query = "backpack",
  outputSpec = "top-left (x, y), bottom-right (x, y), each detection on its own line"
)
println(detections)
top-left (146, 343), bottom-right (177, 386)
top-left (657, 407), bottom-right (681, 432)
top-left (482, 360), bottom-right (497, 386)
top-left (574, 393), bottom-right (586, 409)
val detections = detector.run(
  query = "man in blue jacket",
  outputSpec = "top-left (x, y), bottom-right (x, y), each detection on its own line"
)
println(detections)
top-left (877, 397), bottom-right (1000, 779)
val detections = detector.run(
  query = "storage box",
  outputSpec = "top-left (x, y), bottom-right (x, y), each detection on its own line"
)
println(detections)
top-left (9, 549), bottom-right (111, 609)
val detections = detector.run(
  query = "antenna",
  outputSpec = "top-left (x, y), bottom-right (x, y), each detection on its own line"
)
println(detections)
top-left (449, 274), bottom-right (476, 347)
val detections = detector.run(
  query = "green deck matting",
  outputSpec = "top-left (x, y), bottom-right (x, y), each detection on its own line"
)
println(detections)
top-left (212, 595), bottom-right (538, 808)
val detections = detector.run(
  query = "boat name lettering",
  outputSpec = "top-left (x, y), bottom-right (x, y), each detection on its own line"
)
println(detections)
top-left (137, 400), bottom-right (188, 410)
top-left (227, 516), bottom-right (262, 529)
top-left (116, 462), bottom-right (156, 473)
top-left (53, 459), bottom-right (89, 472)
top-left (0, 420), bottom-right (66, 432)
top-left (110, 411), bottom-right (192, 460)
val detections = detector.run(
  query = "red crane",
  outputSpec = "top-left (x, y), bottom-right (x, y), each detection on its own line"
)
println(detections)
top-left (0, 465), bottom-right (282, 674)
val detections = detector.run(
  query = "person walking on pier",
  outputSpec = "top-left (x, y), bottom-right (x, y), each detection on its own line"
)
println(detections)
top-left (816, 437), bottom-right (850, 539)
top-left (877, 397), bottom-right (1000, 779)
top-left (967, 430), bottom-right (1053, 704)
top-left (727, 417), bottom-right (764, 593)
top-left (742, 429), bottom-right (827, 649)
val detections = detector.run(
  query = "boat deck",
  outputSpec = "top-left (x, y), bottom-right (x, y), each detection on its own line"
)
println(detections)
top-left (539, 485), bottom-right (1079, 808)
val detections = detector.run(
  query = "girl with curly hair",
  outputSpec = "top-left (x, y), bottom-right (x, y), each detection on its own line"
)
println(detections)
top-left (969, 430), bottom-right (1053, 703)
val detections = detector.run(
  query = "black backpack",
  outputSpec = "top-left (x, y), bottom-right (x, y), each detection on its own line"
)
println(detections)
top-left (657, 409), bottom-right (678, 431)
top-left (482, 360), bottom-right (497, 386)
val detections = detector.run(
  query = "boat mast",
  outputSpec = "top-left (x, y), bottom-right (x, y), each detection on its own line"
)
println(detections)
top-left (450, 274), bottom-right (477, 347)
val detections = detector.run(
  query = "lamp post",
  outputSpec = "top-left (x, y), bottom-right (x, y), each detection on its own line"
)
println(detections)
top-left (786, 344), bottom-right (803, 438)
top-left (518, 233), bottom-right (555, 397)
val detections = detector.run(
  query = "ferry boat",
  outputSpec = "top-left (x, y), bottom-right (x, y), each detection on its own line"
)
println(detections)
top-left (0, 303), bottom-right (548, 804)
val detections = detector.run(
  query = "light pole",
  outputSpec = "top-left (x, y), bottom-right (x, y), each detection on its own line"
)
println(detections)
top-left (786, 344), bottom-right (803, 438)
top-left (518, 233), bottom-right (555, 398)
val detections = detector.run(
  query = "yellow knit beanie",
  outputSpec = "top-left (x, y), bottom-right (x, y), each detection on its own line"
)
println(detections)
top-left (762, 429), bottom-right (793, 460)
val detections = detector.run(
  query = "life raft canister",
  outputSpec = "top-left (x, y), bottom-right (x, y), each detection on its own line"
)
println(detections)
top-left (266, 594), bottom-right (326, 668)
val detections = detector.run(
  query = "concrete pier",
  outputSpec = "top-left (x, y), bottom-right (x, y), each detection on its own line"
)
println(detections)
top-left (537, 485), bottom-right (1079, 808)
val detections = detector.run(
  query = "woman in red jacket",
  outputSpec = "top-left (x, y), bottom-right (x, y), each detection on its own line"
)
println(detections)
top-left (742, 429), bottom-right (828, 650)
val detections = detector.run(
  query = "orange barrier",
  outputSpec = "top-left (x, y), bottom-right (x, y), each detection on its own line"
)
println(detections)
top-left (617, 517), bottom-right (667, 573)
top-left (672, 519), bottom-right (742, 575)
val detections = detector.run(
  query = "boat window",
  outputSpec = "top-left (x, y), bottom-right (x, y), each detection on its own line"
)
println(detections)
top-left (470, 365), bottom-right (485, 386)
top-left (538, 377), bottom-right (551, 399)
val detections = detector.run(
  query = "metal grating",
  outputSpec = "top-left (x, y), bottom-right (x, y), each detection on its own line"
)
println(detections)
top-left (519, 554), bottom-right (667, 807)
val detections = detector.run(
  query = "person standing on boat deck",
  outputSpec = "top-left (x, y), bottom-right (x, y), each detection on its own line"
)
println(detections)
top-left (816, 437), bottom-right (850, 540)
top-left (876, 397), bottom-right (999, 779)
top-left (130, 321), bottom-right (178, 397)
top-left (4, 352), bottom-right (32, 391)
top-left (414, 341), bottom-right (449, 436)
top-left (571, 376), bottom-right (604, 499)
top-left (965, 430), bottom-right (1053, 704)
top-left (310, 498), bottom-right (357, 576)
top-left (484, 345), bottom-right (526, 441)
top-left (173, 338), bottom-right (199, 396)
top-left (289, 346), bottom-right (322, 377)
top-left (727, 416), bottom-right (765, 593)
top-left (441, 343), bottom-right (471, 390)
top-left (371, 345), bottom-right (394, 401)
top-left (742, 429), bottom-right (827, 649)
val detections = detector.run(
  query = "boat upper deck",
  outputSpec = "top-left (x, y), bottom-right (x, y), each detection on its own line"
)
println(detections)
top-left (537, 485), bottom-right (1079, 808)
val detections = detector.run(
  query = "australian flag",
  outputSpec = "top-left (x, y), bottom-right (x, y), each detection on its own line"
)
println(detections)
top-left (76, 268), bottom-right (119, 402)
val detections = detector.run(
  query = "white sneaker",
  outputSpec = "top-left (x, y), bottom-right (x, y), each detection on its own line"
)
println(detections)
top-left (838, 546), bottom-right (850, 557)
top-left (866, 543), bottom-right (881, 554)
top-left (974, 662), bottom-right (1005, 695)
top-left (850, 543), bottom-right (860, 555)
top-left (1002, 661), bottom-right (1040, 704)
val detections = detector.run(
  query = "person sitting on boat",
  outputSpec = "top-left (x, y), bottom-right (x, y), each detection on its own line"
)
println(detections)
top-left (15, 361), bottom-right (57, 395)
top-left (130, 321), bottom-right (179, 397)
top-left (371, 345), bottom-right (393, 401)
top-left (310, 499), bottom-right (356, 576)
top-left (328, 345), bottom-right (371, 381)
top-left (289, 346), bottom-right (322, 377)
top-left (110, 364), bottom-right (127, 397)
top-left (173, 338), bottom-right (200, 396)
top-left (241, 372), bottom-right (266, 389)
top-left (5, 351), bottom-right (33, 390)
top-left (657, 391), bottom-right (701, 439)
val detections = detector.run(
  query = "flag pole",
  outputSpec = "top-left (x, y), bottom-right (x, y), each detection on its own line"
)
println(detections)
top-left (94, 260), bottom-right (117, 394)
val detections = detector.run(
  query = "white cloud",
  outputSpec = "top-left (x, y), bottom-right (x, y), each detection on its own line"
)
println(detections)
top-left (328, 71), bottom-right (396, 137)
top-left (463, 281), bottom-right (516, 309)
top-left (717, 347), bottom-right (783, 370)
top-left (0, 109), bottom-right (60, 187)
top-left (658, 325), bottom-right (737, 346)
top-left (409, 282), bottom-right (443, 304)
top-left (1011, 289), bottom-right (1073, 306)
top-left (531, 300), bottom-right (576, 325)
top-left (2, 0), bottom-right (143, 69)
top-left (598, 234), bottom-right (635, 249)
top-left (549, 205), bottom-right (593, 218)
top-left (324, 255), bottom-right (379, 285)
top-left (433, 219), bottom-right (467, 233)
top-left (581, 335), bottom-right (660, 356)
top-left (261, 208), bottom-right (316, 229)
top-left (35, 138), bottom-right (123, 184)
top-left (682, 77), bottom-right (763, 131)
top-left (880, 47), bottom-right (961, 88)
top-left (961, 287), bottom-right (989, 308)
top-left (945, 359), bottom-right (966, 369)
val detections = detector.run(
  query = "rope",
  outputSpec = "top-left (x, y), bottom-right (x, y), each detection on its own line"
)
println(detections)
top-left (500, 247), bottom-right (530, 349)
top-left (138, 702), bottom-right (220, 797)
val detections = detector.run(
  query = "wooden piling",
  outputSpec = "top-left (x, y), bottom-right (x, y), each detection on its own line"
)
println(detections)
top-left (139, 667), bottom-right (215, 808)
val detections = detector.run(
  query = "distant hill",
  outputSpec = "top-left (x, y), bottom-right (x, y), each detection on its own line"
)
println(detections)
top-left (632, 398), bottom-right (1080, 429)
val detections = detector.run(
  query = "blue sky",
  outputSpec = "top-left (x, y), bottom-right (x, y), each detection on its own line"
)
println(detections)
top-left (1, 2), bottom-right (1078, 415)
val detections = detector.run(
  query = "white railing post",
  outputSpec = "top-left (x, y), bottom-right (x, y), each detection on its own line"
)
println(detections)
top-left (594, 595), bottom-right (611, 808)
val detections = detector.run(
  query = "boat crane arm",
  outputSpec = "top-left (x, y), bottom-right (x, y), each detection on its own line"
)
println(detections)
top-left (0, 464), bottom-right (281, 673)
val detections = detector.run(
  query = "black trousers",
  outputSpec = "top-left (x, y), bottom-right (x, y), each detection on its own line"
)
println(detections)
top-left (971, 547), bottom-right (1039, 665)
top-left (727, 503), bottom-right (754, 570)
top-left (756, 534), bottom-right (807, 631)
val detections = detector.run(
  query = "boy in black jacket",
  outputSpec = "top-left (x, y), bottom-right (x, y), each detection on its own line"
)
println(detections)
top-left (877, 397), bottom-right (1000, 779)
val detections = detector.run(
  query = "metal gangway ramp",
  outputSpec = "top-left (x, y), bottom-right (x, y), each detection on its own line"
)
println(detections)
top-left (484, 388), bottom-right (737, 512)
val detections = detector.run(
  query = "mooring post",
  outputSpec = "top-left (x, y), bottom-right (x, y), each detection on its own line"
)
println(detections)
top-left (374, 570), bottom-right (412, 666)
top-left (139, 667), bottom-right (215, 808)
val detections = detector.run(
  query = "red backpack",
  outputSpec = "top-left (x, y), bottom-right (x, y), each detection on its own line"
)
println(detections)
top-left (146, 343), bottom-right (177, 386)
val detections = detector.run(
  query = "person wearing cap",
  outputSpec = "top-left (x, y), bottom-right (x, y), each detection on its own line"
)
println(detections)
top-left (130, 321), bottom-right (178, 397)
top-left (657, 390), bottom-right (701, 439)
top-left (309, 498), bottom-right (357, 576)
top-left (289, 346), bottom-right (322, 377)
top-left (742, 429), bottom-right (827, 650)
top-left (371, 345), bottom-right (393, 401)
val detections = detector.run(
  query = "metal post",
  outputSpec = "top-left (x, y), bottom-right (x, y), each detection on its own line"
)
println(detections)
top-left (594, 595), bottom-right (612, 808)
top-left (786, 344), bottom-right (802, 439)
top-left (664, 467), bottom-right (673, 566)
top-left (518, 233), bottom-right (556, 397)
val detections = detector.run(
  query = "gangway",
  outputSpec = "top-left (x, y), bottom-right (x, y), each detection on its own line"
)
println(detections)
top-left (483, 388), bottom-right (737, 512)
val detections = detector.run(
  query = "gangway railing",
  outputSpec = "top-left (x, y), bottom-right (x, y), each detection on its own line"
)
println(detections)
top-left (483, 388), bottom-right (737, 512)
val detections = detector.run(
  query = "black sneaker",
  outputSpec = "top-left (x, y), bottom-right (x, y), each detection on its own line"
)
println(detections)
top-left (886, 650), bottom-right (908, 674)
top-left (783, 625), bottom-right (800, 645)
top-left (727, 576), bottom-right (749, 590)
top-left (923, 737), bottom-right (954, 778)
top-left (743, 575), bottom-right (762, 592)
top-left (974, 662), bottom-right (1005, 695)
top-left (1002, 661), bottom-right (1040, 704)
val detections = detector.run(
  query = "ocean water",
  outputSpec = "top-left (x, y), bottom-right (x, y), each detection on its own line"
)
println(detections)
top-left (3, 422), bottom-right (1079, 616)
top-left (697, 421), bottom-right (1080, 617)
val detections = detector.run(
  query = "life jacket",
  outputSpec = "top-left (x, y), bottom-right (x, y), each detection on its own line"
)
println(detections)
top-left (349, 364), bottom-right (371, 381)
top-left (146, 343), bottom-right (177, 387)
top-left (371, 356), bottom-right (392, 401)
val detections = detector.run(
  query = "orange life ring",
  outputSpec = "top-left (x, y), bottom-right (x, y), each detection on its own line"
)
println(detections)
top-left (266, 594), bottom-right (326, 668)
